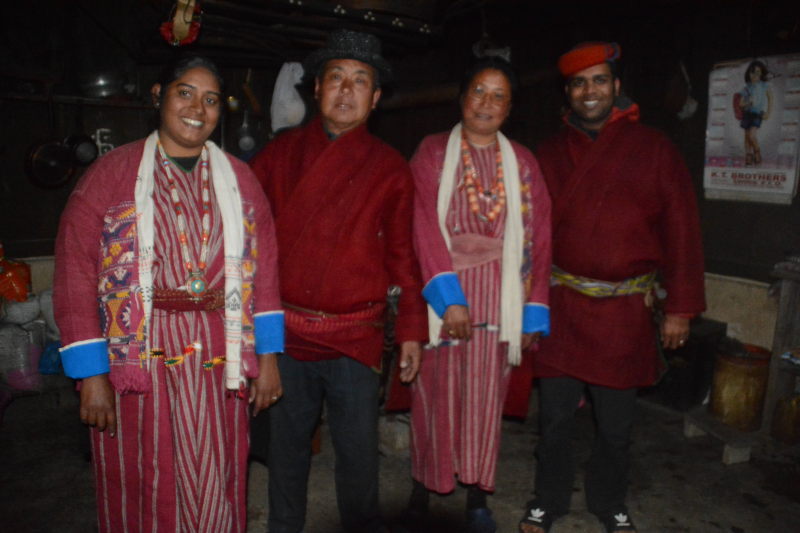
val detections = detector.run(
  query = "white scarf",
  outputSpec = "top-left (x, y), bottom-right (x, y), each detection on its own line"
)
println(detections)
top-left (135, 131), bottom-right (246, 389)
top-left (428, 123), bottom-right (525, 365)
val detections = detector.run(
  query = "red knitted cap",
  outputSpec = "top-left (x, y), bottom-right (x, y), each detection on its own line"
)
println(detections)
top-left (558, 42), bottom-right (621, 77)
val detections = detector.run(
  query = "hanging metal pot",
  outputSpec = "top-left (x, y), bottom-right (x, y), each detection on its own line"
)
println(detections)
top-left (63, 133), bottom-right (98, 166)
top-left (25, 140), bottom-right (75, 189)
top-left (25, 93), bottom-right (98, 188)
top-left (63, 101), bottom-right (98, 166)
top-left (79, 71), bottom-right (124, 99)
top-left (25, 89), bottom-right (77, 188)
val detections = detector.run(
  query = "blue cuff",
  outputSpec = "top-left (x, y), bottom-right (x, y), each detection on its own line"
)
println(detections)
top-left (523, 304), bottom-right (550, 336)
top-left (60, 339), bottom-right (110, 379)
top-left (255, 311), bottom-right (285, 354)
top-left (422, 272), bottom-right (468, 318)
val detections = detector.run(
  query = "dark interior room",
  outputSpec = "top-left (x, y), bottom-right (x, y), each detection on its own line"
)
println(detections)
top-left (1, 1), bottom-right (799, 532)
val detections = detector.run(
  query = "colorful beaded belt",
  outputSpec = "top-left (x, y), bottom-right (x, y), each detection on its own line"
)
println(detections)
top-left (551, 265), bottom-right (656, 298)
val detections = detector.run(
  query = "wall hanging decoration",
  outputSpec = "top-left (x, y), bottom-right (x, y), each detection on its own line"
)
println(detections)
top-left (160, 0), bottom-right (202, 47)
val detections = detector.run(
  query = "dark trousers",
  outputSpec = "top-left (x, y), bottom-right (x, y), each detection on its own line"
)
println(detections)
top-left (534, 376), bottom-right (637, 518)
top-left (267, 354), bottom-right (384, 533)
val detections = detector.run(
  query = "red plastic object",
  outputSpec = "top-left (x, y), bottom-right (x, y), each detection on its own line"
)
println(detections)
top-left (0, 259), bottom-right (31, 303)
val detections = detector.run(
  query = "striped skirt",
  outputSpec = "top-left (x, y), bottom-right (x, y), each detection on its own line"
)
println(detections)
top-left (409, 259), bottom-right (511, 494)
top-left (90, 308), bottom-right (249, 533)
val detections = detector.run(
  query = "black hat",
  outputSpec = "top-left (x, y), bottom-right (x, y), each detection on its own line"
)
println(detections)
top-left (303, 29), bottom-right (393, 85)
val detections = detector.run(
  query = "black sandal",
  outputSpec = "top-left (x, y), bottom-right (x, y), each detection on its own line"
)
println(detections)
top-left (518, 501), bottom-right (555, 533)
top-left (598, 510), bottom-right (637, 533)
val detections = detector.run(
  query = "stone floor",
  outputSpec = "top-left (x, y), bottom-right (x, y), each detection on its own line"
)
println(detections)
top-left (1, 379), bottom-right (799, 533)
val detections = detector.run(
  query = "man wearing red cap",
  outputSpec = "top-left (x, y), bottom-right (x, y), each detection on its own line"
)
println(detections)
top-left (518, 43), bottom-right (705, 533)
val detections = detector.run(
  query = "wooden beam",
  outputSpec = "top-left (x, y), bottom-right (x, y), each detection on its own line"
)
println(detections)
top-left (379, 68), bottom-right (557, 110)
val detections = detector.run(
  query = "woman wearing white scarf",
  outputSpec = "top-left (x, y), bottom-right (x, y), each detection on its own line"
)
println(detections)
top-left (54, 55), bottom-right (283, 533)
top-left (401, 57), bottom-right (552, 533)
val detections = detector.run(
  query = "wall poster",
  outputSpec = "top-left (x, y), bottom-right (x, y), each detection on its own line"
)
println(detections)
top-left (704, 52), bottom-right (800, 204)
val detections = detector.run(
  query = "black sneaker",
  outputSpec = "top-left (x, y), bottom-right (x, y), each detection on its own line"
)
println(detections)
top-left (597, 509), bottom-right (637, 533)
top-left (518, 500), bottom-right (555, 533)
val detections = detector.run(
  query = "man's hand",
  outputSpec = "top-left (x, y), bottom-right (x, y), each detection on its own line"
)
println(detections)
top-left (521, 332), bottom-right (542, 351)
top-left (80, 374), bottom-right (117, 437)
top-left (443, 304), bottom-right (471, 340)
top-left (250, 353), bottom-right (283, 417)
top-left (661, 314), bottom-right (690, 350)
top-left (398, 341), bottom-right (422, 383)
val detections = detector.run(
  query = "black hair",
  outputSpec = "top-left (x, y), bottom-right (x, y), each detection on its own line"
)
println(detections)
top-left (744, 60), bottom-right (769, 83)
top-left (459, 56), bottom-right (519, 100)
top-left (155, 54), bottom-right (224, 104)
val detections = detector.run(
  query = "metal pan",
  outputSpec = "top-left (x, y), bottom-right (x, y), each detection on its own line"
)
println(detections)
top-left (25, 140), bottom-right (75, 189)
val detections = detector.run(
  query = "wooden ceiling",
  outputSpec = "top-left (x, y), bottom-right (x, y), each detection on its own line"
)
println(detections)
top-left (122, 0), bottom-right (479, 67)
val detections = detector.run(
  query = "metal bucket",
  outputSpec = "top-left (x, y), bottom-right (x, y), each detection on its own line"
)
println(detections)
top-left (771, 395), bottom-right (800, 444)
top-left (709, 344), bottom-right (770, 432)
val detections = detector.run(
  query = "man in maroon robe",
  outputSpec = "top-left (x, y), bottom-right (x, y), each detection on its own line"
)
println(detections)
top-left (518, 43), bottom-right (706, 533)
top-left (250, 30), bottom-right (427, 533)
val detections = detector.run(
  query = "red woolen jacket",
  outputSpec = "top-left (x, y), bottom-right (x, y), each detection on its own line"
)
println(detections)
top-left (250, 117), bottom-right (428, 369)
top-left (534, 103), bottom-right (706, 388)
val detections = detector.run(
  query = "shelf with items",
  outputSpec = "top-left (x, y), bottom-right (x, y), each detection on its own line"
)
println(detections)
top-left (682, 257), bottom-right (800, 459)
top-left (0, 91), bottom-right (151, 110)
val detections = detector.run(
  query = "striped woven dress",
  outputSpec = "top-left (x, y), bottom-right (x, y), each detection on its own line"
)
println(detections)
top-left (90, 151), bottom-right (249, 533)
top-left (409, 132), bottom-right (551, 494)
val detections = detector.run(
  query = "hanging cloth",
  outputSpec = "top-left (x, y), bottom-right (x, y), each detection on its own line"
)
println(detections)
top-left (270, 62), bottom-right (307, 133)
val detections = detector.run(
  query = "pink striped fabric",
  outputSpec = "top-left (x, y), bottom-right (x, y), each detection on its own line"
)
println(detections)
top-left (410, 142), bottom-right (511, 493)
top-left (90, 151), bottom-right (249, 533)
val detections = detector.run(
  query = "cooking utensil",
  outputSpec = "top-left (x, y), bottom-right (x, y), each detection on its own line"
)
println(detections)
top-left (66, 102), bottom-right (98, 166)
top-left (63, 133), bottom-right (98, 166)
top-left (79, 71), bottom-right (124, 99)
top-left (26, 88), bottom-right (77, 188)
top-left (25, 141), bottom-right (75, 188)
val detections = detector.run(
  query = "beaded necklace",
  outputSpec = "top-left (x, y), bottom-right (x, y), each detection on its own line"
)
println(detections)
top-left (157, 142), bottom-right (211, 298)
top-left (459, 134), bottom-right (506, 222)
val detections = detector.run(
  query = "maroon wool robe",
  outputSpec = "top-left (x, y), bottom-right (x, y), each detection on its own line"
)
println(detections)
top-left (250, 117), bottom-right (428, 368)
top-left (54, 139), bottom-right (281, 533)
top-left (406, 132), bottom-right (552, 492)
top-left (534, 107), bottom-right (706, 388)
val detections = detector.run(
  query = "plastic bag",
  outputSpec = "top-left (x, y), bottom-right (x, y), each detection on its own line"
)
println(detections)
top-left (0, 256), bottom-right (31, 303)
top-left (38, 341), bottom-right (62, 375)
top-left (3, 296), bottom-right (40, 325)
top-left (270, 62), bottom-right (306, 133)
top-left (0, 323), bottom-right (41, 390)
top-left (0, 323), bottom-right (29, 373)
top-left (38, 289), bottom-right (60, 341)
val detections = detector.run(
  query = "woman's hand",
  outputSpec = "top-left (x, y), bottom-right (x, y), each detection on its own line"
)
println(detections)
top-left (80, 374), bottom-right (117, 437)
top-left (521, 332), bottom-right (542, 351)
top-left (661, 314), bottom-right (690, 350)
top-left (250, 353), bottom-right (282, 416)
top-left (398, 341), bottom-right (422, 383)
top-left (443, 304), bottom-right (471, 340)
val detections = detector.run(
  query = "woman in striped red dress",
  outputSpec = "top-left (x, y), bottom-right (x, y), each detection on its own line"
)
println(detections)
top-left (404, 57), bottom-right (552, 532)
top-left (54, 55), bottom-right (284, 533)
